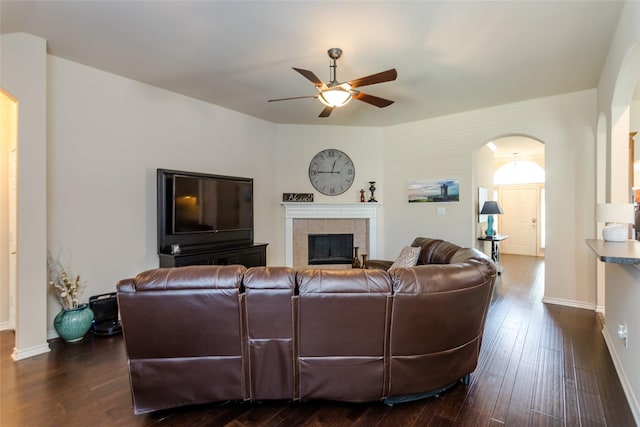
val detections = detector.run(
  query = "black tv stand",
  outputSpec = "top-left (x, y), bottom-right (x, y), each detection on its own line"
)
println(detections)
top-left (159, 243), bottom-right (267, 268)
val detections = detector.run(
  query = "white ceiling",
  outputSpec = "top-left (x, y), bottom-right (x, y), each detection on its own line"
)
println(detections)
top-left (0, 1), bottom-right (624, 128)
top-left (491, 136), bottom-right (545, 162)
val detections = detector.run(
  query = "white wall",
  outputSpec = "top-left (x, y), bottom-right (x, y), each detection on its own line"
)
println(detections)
top-left (604, 264), bottom-right (640, 419)
top-left (273, 91), bottom-right (597, 309)
top-left (382, 91), bottom-right (597, 308)
top-left (596, 1), bottom-right (640, 421)
top-left (46, 56), bottom-right (280, 333)
top-left (274, 125), bottom-right (385, 260)
top-left (0, 33), bottom-right (50, 359)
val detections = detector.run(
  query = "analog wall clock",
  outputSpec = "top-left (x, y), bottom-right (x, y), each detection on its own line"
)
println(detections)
top-left (308, 149), bottom-right (355, 196)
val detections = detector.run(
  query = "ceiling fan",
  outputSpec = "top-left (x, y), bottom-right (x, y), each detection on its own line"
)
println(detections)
top-left (268, 48), bottom-right (398, 118)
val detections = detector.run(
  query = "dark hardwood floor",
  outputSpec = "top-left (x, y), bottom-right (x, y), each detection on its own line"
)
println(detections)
top-left (1, 255), bottom-right (636, 426)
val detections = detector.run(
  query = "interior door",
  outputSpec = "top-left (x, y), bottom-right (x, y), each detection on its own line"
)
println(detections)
top-left (498, 185), bottom-right (539, 256)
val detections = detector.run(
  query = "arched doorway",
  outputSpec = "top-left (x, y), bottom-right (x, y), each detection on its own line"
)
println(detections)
top-left (492, 136), bottom-right (545, 257)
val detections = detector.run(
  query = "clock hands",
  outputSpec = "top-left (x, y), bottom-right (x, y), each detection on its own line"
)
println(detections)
top-left (316, 161), bottom-right (340, 174)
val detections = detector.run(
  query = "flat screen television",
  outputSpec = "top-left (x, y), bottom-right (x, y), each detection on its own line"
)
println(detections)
top-left (157, 169), bottom-right (254, 254)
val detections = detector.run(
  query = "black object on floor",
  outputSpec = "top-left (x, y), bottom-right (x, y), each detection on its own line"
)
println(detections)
top-left (89, 292), bottom-right (122, 336)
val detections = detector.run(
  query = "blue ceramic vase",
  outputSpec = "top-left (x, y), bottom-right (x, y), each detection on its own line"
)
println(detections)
top-left (54, 303), bottom-right (94, 342)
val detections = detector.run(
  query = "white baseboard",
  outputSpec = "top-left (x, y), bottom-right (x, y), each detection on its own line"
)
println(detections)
top-left (542, 296), bottom-right (596, 311)
top-left (11, 342), bottom-right (51, 361)
top-left (0, 321), bottom-right (10, 331)
top-left (47, 329), bottom-right (59, 340)
top-left (602, 327), bottom-right (640, 425)
top-left (595, 305), bottom-right (606, 315)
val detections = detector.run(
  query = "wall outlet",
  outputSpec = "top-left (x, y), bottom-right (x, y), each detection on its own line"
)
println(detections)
top-left (617, 323), bottom-right (628, 348)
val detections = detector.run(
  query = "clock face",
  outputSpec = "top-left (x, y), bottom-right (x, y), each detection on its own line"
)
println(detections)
top-left (308, 149), bottom-right (355, 196)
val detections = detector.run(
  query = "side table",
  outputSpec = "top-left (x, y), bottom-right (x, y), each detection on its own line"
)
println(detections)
top-left (477, 234), bottom-right (509, 275)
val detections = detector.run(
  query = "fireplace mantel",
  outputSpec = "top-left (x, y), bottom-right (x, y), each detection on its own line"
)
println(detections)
top-left (282, 203), bottom-right (381, 267)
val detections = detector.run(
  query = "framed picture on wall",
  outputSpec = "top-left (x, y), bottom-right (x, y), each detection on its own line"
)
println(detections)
top-left (478, 187), bottom-right (488, 223)
top-left (408, 178), bottom-right (460, 203)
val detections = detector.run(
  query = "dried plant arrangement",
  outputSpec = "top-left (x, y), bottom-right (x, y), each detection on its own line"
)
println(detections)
top-left (47, 252), bottom-right (87, 310)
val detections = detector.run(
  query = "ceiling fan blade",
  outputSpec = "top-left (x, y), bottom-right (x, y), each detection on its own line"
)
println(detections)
top-left (293, 67), bottom-right (327, 88)
top-left (319, 106), bottom-right (334, 117)
top-left (268, 95), bottom-right (318, 102)
top-left (352, 92), bottom-right (395, 108)
top-left (348, 69), bottom-right (398, 89)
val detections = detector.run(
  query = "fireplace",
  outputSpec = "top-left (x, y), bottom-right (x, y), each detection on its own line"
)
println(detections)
top-left (282, 203), bottom-right (381, 268)
top-left (308, 234), bottom-right (354, 265)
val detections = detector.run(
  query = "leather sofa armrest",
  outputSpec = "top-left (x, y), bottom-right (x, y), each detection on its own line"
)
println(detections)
top-left (364, 259), bottom-right (393, 270)
top-left (116, 278), bottom-right (135, 293)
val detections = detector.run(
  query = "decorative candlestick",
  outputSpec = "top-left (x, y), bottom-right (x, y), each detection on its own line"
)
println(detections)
top-left (368, 181), bottom-right (377, 202)
top-left (352, 247), bottom-right (361, 268)
top-left (361, 254), bottom-right (368, 268)
top-left (360, 189), bottom-right (365, 203)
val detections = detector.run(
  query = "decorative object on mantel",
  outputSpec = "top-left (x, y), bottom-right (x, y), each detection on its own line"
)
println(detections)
top-left (480, 201), bottom-right (504, 237)
top-left (361, 253), bottom-right (368, 268)
top-left (360, 189), bottom-right (365, 202)
top-left (352, 247), bottom-right (361, 268)
top-left (596, 203), bottom-right (634, 242)
top-left (283, 193), bottom-right (314, 202)
top-left (47, 253), bottom-right (93, 342)
top-left (368, 181), bottom-right (377, 202)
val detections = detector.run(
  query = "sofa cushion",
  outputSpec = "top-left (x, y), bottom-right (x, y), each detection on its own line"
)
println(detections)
top-left (243, 267), bottom-right (296, 400)
top-left (296, 268), bottom-right (392, 402)
top-left (390, 246), bottom-right (421, 269)
top-left (429, 241), bottom-right (463, 264)
top-left (410, 237), bottom-right (444, 265)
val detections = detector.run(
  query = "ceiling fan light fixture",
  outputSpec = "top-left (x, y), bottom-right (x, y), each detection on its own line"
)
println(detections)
top-left (268, 48), bottom-right (397, 116)
top-left (318, 87), bottom-right (352, 107)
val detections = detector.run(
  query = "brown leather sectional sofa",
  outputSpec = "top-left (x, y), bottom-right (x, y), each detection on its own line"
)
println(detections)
top-left (117, 238), bottom-right (496, 414)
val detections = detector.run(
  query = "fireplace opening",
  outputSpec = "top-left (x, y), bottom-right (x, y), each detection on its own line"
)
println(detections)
top-left (308, 234), bottom-right (354, 265)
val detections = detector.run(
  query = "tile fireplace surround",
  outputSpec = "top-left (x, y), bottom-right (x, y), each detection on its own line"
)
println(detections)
top-left (282, 203), bottom-right (381, 268)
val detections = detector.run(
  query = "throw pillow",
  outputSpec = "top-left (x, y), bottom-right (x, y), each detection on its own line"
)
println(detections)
top-left (389, 246), bottom-right (421, 269)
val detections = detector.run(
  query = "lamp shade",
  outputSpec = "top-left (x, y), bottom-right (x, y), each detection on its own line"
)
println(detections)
top-left (318, 87), bottom-right (352, 107)
top-left (596, 203), bottom-right (634, 224)
top-left (480, 201), bottom-right (504, 215)
top-left (596, 203), bottom-right (635, 242)
top-left (481, 201), bottom-right (503, 237)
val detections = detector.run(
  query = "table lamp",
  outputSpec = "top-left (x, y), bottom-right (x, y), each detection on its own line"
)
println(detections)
top-left (596, 203), bottom-right (635, 242)
top-left (481, 201), bottom-right (504, 237)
